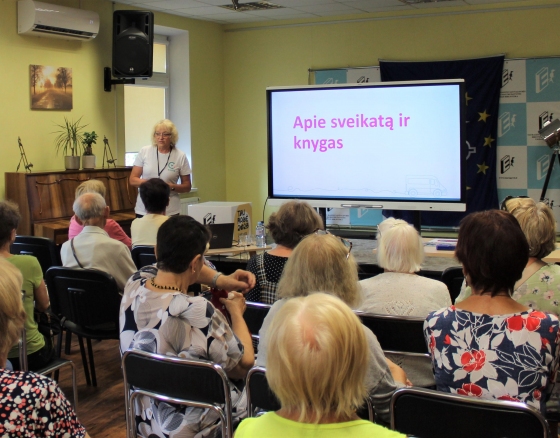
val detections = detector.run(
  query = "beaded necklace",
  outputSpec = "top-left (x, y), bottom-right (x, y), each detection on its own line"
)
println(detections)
top-left (150, 278), bottom-right (183, 293)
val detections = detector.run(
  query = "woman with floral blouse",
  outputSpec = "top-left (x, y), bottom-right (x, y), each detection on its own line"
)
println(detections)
top-left (424, 210), bottom-right (560, 413)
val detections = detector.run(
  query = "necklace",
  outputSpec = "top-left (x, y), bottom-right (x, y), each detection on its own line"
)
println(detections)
top-left (150, 278), bottom-right (182, 292)
top-left (156, 147), bottom-right (172, 177)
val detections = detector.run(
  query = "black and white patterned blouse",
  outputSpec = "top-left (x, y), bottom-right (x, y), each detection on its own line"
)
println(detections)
top-left (246, 252), bottom-right (289, 304)
top-left (119, 266), bottom-right (247, 438)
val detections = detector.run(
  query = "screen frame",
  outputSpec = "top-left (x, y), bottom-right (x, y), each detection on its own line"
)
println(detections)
top-left (266, 79), bottom-right (466, 212)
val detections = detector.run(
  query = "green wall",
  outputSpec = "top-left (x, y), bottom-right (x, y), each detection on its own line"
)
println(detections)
top-left (222, 1), bottom-right (560, 222)
top-left (0, 0), bottom-right (225, 203)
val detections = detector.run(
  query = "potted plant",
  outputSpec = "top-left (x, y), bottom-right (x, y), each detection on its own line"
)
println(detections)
top-left (53, 117), bottom-right (87, 170)
top-left (82, 131), bottom-right (98, 169)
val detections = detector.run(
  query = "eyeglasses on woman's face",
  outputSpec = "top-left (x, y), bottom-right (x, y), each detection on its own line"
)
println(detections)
top-left (313, 229), bottom-right (353, 259)
top-left (500, 195), bottom-right (529, 212)
top-left (154, 132), bottom-right (172, 138)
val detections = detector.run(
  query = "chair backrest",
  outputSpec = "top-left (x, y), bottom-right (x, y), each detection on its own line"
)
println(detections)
top-left (390, 387), bottom-right (550, 438)
top-left (441, 266), bottom-right (465, 303)
top-left (246, 366), bottom-right (374, 421)
top-left (244, 301), bottom-right (271, 338)
top-left (130, 245), bottom-right (156, 270)
top-left (246, 366), bottom-right (281, 415)
top-left (45, 267), bottom-right (121, 330)
top-left (122, 349), bottom-right (233, 438)
top-left (355, 312), bottom-right (429, 356)
top-left (11, 235), bottom-right (61, 276)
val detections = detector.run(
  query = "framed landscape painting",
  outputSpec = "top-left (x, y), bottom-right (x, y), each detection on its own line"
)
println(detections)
top-left (30, 65), bottom-right (73, 110)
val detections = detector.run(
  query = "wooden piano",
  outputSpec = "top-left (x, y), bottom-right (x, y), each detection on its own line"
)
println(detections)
top-left (5, 168), bottom-right (138, 245)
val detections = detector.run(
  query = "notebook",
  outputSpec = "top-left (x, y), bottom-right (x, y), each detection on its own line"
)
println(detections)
top-left (207, 223), bottom-right (235, 249)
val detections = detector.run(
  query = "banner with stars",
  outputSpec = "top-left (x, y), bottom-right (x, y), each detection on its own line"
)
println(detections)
top-left (379, 56), bottom-right (504, 227)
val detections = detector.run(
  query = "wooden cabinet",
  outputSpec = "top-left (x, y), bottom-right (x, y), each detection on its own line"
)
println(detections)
top-left (5, 168), bottom-right (137, 244)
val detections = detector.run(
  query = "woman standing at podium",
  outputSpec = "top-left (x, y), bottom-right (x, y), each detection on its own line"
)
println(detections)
top-left (129, 119), bottom-right (192, 217)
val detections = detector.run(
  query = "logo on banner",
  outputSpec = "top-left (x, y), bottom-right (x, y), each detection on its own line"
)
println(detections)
top-left (536, 67), bottom-right (555, 93)
top-left (539, 111), bottom-right (555, 130)
top-left (502, 69), bottom-right (514, 88)
top-left (537, 155), bottom-right (550, 180)
top-left (500, 155), bottom-right (515, 174)
top-left (498, 112), bottom-right (517, 137)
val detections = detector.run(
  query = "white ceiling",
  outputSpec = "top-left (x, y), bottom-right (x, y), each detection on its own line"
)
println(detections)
top-left (113, 0), bottom-right (533, 24)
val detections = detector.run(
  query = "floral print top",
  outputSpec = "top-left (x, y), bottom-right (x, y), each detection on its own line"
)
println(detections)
top-left (424, 306), bottom-right (560, 412)
top-left (119, 266), bottom-right (247, 438)
top-left (513, 264), bottom-right (560, 317)
top-left (0, 369), bottom-right (85, 437)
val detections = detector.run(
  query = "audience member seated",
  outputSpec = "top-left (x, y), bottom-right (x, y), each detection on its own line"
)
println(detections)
top-left (236, 293), bottom-right (405, 438)
top-left (257, 233), bottom-right (408, 425)
top-left (68, 179), bottom-right (132, 249)
top-left (0, 258), bottom-right (89, 437)
top-left (359, 218), bottom-right (450, 387)
top-left (246, 201), bottom-right (323, 304)
top-left (424, 210), bottom-right (560, 413)
top-left (0, 201), bottom-right (53, 371)
top-left (131, 178), bottom-right (170, 248)
top-left (61, 193), bottom-right (136, 291)
top-left (457, 197), bottom-right (560, 317)
top-left (120, 215), bottom-right (255, 437)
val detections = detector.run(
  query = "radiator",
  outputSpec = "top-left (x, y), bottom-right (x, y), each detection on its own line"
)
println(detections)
top-left (180, 197), bottom-right (199, 215)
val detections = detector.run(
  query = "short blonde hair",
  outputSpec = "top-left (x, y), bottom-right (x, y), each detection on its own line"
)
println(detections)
top-left (75, 179), bottom-right (106, 199)
top-left (266, 293), bottom-right (368, 423)
top-left (0, 258), bottom-right (26, 357)
top-left (376, 217), bottom-right (424, 273)
top-left (277, 234), bottom-right (361, 308)
top-left (504, 197), bottom-right (556, 259)
top-left (268, 201), bottom-right (324, 249)
top-left (152, 119), bottom-right (179, 147)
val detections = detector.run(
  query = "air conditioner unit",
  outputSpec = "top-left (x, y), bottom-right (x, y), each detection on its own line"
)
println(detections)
top-left (18, 0), bottom-right (99, 42)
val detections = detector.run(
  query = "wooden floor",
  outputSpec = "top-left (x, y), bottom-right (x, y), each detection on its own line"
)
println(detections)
top-left (57, 337), bottom-right (127, 438)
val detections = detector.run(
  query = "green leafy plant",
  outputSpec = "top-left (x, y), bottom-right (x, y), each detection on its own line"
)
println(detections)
top-left (82, 131), bottom-right (98, 156)
top-left (53, 117), bottom-right (88, 157)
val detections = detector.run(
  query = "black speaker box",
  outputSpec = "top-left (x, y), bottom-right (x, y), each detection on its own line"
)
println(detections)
top-left (112, 11), bottom-right (154, 78)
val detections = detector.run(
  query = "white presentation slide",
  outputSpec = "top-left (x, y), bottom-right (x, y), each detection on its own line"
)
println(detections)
top-left (269, 83), bottom-right (463, 202)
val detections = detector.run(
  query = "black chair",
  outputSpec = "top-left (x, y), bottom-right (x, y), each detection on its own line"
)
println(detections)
top-left (390, 387), bottom-right (550, 438)
top-left (18, 327), bottom-right (78, 410)
top-left (10, 235), bottom-right (61, 276)
top-left (246, 366), bottom-right (281, 415)
top-left (122, 349), bottom-right (233, 438)
top-left (45, 266), bottom-right (121, 387)
top-left (244, 301), bottom-right (271, 350)
top-left (355, 312), bottom-right (429, 357)
top-left (131, 245), bottom-right (156, 270)
top-left (246, 366), bottom-right (374, 421)
top-left (441, 266), bottom-right (465, 303)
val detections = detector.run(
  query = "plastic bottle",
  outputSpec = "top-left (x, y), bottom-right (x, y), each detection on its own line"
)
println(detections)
top-left (256, 221), bottom-right (266, 248)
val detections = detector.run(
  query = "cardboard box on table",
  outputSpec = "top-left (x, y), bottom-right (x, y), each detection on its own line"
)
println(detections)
top-left (188, 202), bottom-right (252, 242)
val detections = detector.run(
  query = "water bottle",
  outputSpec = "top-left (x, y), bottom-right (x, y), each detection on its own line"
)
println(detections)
top-left (256, 221), bottom-right (266, 248)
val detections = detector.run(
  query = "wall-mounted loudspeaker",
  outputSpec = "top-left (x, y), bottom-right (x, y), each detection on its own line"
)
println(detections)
top-left (112, 11), bottom-right (154, 78)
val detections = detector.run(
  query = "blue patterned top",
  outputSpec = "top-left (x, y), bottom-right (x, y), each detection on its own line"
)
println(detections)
top-left (424, 306), bottom-right (560, 412)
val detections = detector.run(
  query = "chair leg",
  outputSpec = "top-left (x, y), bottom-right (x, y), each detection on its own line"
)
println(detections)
top-left (77, 336), bottom-right (91, 386)
top-left (86, 338), bottom-right (97, 387)
top-left (65, 330), bottom-right (72, 355)
top-left (70, 361), bottom-right (78, 412)
top-left (54, 330), bottom-right (63, 382)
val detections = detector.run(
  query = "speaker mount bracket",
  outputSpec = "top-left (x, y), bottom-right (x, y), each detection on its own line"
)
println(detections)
top-left (104, 67), bottom-right (135, 92)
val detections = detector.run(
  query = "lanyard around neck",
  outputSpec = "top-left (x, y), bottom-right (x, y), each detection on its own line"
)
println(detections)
top-left (156, 148), bottom-right (172, 177)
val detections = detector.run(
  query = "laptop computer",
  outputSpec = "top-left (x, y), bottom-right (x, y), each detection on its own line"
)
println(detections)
top-left (207, 223), bottom-right (235, 249)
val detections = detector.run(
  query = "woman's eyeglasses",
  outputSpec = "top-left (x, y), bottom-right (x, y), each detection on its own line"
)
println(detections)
top-left (314, 229), bottom-right (353, 259)
top-left (154, 132), bottom-right (172, 138)
top-left (500, 195), bottom-right (529, 212)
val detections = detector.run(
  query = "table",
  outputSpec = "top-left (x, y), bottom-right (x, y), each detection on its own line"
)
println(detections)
top-left (207, 244), bottom-right (271, 257)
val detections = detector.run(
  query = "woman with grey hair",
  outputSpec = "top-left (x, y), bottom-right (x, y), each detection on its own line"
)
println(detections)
top-left (359, 217), bottom-right (450, 387)
top-left (129, 119), bottom-right (192, 217)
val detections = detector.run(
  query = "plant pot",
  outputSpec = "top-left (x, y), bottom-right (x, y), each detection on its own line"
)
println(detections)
top-left (82, 155), bottom-right (96, 169)
top-left (65, 156), bottom-right (80, 170)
